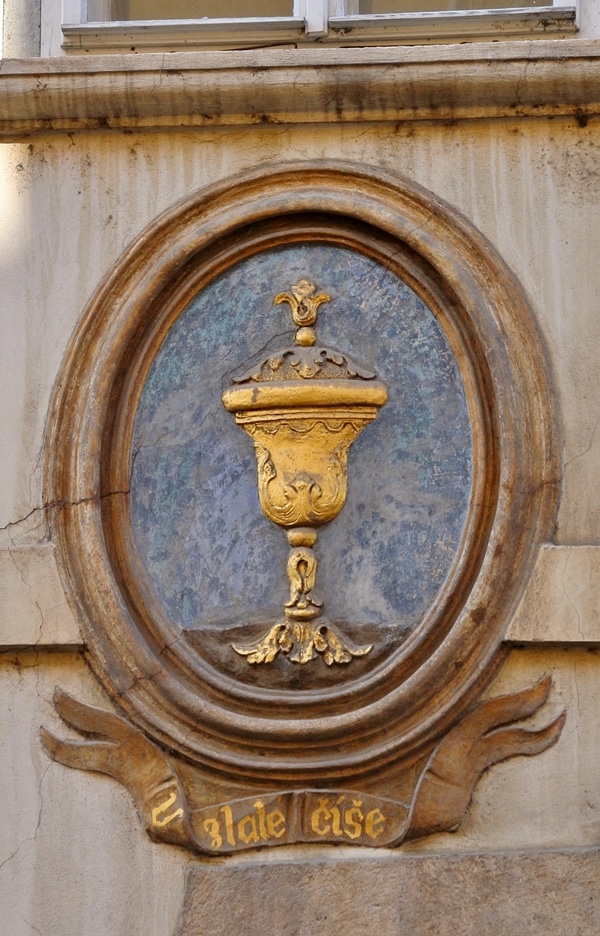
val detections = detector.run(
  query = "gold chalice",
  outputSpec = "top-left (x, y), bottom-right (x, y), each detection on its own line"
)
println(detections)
top-left (222, 280), bottom-right (387, 665)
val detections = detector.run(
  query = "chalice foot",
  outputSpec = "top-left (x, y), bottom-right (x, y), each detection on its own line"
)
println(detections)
top-left (232, 528), bottom-right (372, 665)
top-left (232, 617), bottom-right (372, 666)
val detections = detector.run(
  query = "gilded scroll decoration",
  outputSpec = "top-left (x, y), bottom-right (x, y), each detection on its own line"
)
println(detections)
top-left (222, 281), bottom-right (387, 665)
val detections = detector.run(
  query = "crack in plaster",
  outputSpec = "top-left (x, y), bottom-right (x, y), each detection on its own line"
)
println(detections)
top-left (27, 442), bottom-right (45, 524)
top-left (513, 58), bottom-right (531, 115)
top-left (0, 490), bottom-right (131, 536)
top-left (563, 411), bottom-right (600, 469)
top-left (572, 655), bottom-right (581, 743)
top-left (368, 211), bottom-right (437, 284)
top-left (129, 396), bottom-right (225, 486)
top-left (129, 429), bottom-right (174, 488)
top-left (22, 919), bottom-right (43, 936)
top-left (560, 546), bottom-right (584, 640)
top-left (401, 210), bottom-right (436, 245)
top-left (560, 546), bottom-right (585, 641)
top-left (220, 329), bottom-right (292, 385)
top-left (1, 506), bottom-right (58, 652)
top-left (0, 760), bottom-right (51, 874)
top-left (4, 512), bottom-right (45, 648)
top-left (0, 491), bottom-right (129, 648)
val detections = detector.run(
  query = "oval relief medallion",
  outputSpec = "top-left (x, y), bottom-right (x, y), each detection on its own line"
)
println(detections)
top-left (46, 163), bottom-right (558, 782)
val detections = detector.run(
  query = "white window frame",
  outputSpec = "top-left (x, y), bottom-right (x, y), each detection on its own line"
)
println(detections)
top-left (42, 0), bottom-right (578, 55)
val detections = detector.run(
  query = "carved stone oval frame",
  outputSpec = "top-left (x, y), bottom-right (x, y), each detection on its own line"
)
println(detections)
top-left (46, 162), bottom-right (558, 782)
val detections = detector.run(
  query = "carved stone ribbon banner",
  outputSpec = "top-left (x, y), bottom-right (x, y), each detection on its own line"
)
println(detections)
top-left (42, 678), bottom-right (564, 855)
top-left (41, 163), bottom-right (563, 857)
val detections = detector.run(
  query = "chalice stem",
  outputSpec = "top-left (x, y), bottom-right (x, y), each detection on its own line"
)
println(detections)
top-left (284, 540), bottom-right (322, 617)
top-left (232, 527), bottom-right (373, 666)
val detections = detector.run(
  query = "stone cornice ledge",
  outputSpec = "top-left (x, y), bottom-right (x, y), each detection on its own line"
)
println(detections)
top-left (1, 544), bottom-right (598, 648)
top-left (1, 39), bottom-right (600, 136)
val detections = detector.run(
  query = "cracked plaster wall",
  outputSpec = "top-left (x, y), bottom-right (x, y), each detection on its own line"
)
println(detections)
top-left (1, 110), bottom-right (600, 934)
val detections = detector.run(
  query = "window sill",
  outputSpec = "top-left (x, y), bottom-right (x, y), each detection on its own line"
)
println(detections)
top-left (1, 39), bottom-right (599, 138)
top-left (62, 18), bottom-right (307, 54)
top-left (61, 8), bottom-right (577, 53)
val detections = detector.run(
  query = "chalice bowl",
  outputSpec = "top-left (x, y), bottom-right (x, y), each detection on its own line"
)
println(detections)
top-left (222, 280), bottom-right (387, 665)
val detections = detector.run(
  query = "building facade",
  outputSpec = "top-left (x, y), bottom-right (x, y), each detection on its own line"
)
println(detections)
top-left (2, 3), bottom-right (600, 933)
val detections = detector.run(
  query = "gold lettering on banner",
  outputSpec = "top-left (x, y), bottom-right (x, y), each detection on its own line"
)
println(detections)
top-left (151, 790), bottom-right (184, 829)
top-left (254, 800), bottom-right (270, 842)
top-left (266, 808), bottom-right (286, 839)
top-left (201, 800), bottom-right (288, 850)
top-left (343, 800), bottom-right (364, 840)
top-left (195, 792), bottom-right (395, 851)
top-left (311, 798), bottom-right (332, 836)
top-left (203, 818), bottom-right (223, 850)
top-left (365, 808), bottom-right (386, 840)
top-left (219, 804), bottom-right (237, 848)
top-left (237, 813), bottom-right (260, 845)
top-left (329, 795), bottom-right (344, 837)
top-left (309, 795), bottom-right (387, 842)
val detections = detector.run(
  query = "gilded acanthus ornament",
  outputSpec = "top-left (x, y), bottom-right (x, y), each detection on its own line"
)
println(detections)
top-left (222, 280), bottom-right (388, 665)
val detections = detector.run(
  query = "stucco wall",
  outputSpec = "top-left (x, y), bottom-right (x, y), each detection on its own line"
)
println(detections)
top-left (1, 46), bottom-right (600, 935)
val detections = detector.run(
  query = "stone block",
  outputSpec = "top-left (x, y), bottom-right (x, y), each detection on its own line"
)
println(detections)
top-left (177, 849), bottom-right (600, 936)
top-left (506, 546), bottom-right (600, 644)
top-left (0, 545), bottom-right (81, 648)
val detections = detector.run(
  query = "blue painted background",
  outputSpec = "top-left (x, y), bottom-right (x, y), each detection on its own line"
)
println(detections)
top-left (130, 245), bottom-right (472, 636)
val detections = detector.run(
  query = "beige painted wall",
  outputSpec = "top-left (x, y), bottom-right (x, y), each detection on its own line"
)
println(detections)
top-left (1, 58), bottom-right (600, 933)
top-left (3, 117), bottom-right (600, 542)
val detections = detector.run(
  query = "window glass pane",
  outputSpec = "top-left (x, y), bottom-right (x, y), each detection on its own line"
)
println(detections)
top-left (109, 0), bottom-right (294, 19)
top-left (358, 0), bottom-right (547, 10)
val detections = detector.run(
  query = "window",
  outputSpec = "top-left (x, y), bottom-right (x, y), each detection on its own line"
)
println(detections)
top-left (54, 0), bottom-right (577, 53)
